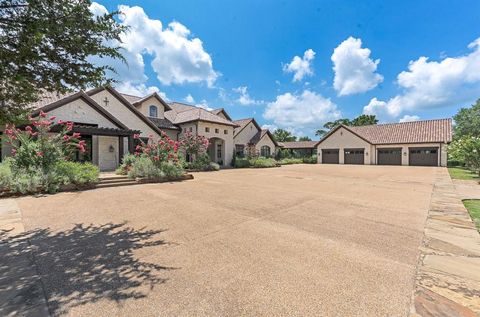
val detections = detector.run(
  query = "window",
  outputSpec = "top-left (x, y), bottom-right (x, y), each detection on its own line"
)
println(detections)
top-left (149, 105), bottom-right (158, 117)
top-left (260, 145), bottom-right (271, 157)
top-left (217, 144), bottom-right (222, 159)
top-left (205, 127), bottom-right (210, 132)
top-left (224, 130), bottom-right (228, 134)
top-left (215, 128), bottom-right (219, 134)
top-left (235, 144), bottom-right (245, 157)
top-left (189, 127), bottom-right (193, 132)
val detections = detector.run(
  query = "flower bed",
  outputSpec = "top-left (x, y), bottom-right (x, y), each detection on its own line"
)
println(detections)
top-left (234, 157), bottom-right (280, 168)
top-left (0, 112), bottom-right (99, 195)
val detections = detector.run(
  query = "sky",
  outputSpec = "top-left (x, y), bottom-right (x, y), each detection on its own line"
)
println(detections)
top-left (91, 0), bottom-right (480, 138)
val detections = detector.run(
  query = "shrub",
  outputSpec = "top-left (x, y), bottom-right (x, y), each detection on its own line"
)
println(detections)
top-left (160, 162), bottom-right (185, 179)
top-left (127, 156), bottom-right (165, 179)
top-left (234, 158), bottom-right (251, 168)
top-left (116, 153), bottom-right (137, 175)
top-left (55, 161), bottom-right (99, 186)
top-left (0, 159), bottom-right (13, 190)
top-left (279, 158), bottom-right (303, 165)
top-left (251, 157), bottom-right (279, 168)
top-left (302, 155), bottom-right (317, 164)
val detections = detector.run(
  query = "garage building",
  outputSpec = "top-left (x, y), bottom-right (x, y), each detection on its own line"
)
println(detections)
top-left (316, 118), bottom-right (452, 166)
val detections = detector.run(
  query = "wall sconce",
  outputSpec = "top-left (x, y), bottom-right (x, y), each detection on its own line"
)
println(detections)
top-left (109, 145), bottom-right (115, 153)
top-left (365, 151), bottom-right (369, 156)
top-left (403, 152), bottom-right (407, 156)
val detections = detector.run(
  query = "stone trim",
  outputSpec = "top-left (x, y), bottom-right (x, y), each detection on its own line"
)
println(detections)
top-left (410, 168), bottom-right (480, 316)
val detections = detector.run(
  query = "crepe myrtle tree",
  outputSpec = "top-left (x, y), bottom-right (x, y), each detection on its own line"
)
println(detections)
top-left (179, 132), bottom-right (209, 163)
top-left (3, 111), bottom-right (86, 174)
top-left (0, 0), bottom-right (126, 123)
top-left (133, 132), bottom-right (182, 167)
top-left (449, 136), bottom-right (480, 175)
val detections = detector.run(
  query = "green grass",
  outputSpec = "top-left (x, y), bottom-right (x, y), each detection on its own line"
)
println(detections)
top-left (448, 167), bottom-right (479, 180)
top-left (463, 200), bottom-right (480, 232)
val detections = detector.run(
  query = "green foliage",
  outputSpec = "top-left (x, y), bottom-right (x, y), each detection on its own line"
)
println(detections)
top-left (298, 136), bottom-right (312, 141)
top-left (207, 162), bottom-right (220, 171)
top-left (127, 156), bottom-right (165, 179)
top-left (273, 129), bottom-right (296, 142)
top-left (315, 129), bottom-right (327, 137)
top-left (302, 155), bottom-right (317, 164)
top-left (323, 118), bottom-right (352, 130)
top-left (448, 167), bottom-right (478, 180)
top-left (234, 158), bottom-right (251, 168)
top-left (276, 148), bottom-right (292, 160)
top-left (279, 158), bottom-right (303, 165)
top-left (0, 158), bottom-right (13, 190)
top-left (449, 136), bottom-right (480, 175)
top-left (453, 99), bottom-right (480, 138)
top-left (351, 114), bottom-right (378, 126)
top-left (160, 162), bottom-right (185, 179)
top-left (250, 157), bottom-right (279, 168)
top-left (55, 161), bottom-right (99, 186)
top-left (0, 0), bottom-right (126, 123)
top-left (116, 154), bottom-right (137, 175)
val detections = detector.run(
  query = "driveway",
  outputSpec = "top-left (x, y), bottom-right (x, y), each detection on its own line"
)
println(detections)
top-left (16, 165), bottom-right (439, 316)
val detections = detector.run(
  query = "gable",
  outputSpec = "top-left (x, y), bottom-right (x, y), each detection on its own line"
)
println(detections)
top-left (234, 120), bottom-right (259, 144)
top-left (135, 95), bottom-right (167, 119)
top-left (317, 126), bottom-right (371, 149)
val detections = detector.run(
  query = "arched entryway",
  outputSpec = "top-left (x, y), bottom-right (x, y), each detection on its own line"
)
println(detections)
top-left (207, 137), bottom-right (225, 165)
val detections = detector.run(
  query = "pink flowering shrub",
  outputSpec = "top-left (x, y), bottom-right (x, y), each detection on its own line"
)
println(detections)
top-left (124, 131), bottom-right (185, 180)
top-left (180, 132), bottom-right (209, 159)
top-left (4, 111), bottom-right (85, 174)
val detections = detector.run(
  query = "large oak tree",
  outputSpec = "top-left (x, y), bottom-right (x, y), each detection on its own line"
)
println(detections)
top-left (0, 0), bottom-right (125, 123)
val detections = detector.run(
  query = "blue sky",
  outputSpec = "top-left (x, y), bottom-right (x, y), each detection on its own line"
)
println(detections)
top-left (93, 0), bottom-right (480, 137)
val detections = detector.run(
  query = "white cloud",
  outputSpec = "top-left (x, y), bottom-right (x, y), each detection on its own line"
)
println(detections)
top-left (363, 37), bottom-right (480, 117)
top-left (332, 37), bottom-right (383, 96)
top-left (89, 3), bottom-right (219, 93)
top-left (233, 86), bottom-right (263, 105)
top-left (263, 90), bottom-right (341, 134)
top-left (115, 82), bottom-right (168, 100)
top-left (399, 115), bottom-right (420, 123)
top-left (261, 124), bottom-right (278, 131)
top-left (184, 94), bottom-right (195, 103)
top-left (283, 49), bottom-right (316, 82)
top-left (196, 99), bottom-right (213, 111)
top-left (89, 2), bottom-right (108, 17)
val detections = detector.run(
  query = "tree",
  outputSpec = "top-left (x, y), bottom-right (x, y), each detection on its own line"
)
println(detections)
top-left (0, 0), bottom-right (126, 123)
top-left (453, 99), bottom-right (480, 138)
top-left (323, 118), bottom-right (351, 130)
top-left (298, 136), bottom-right (311, 141)
top-left (449, 136), bottom-right (480, 175)
top-left (273, 129), bottom-right (296, 142)
top-left (351, 114), bottom-right (378, 126)
top-left (315, 129), bottom-right (327, 137)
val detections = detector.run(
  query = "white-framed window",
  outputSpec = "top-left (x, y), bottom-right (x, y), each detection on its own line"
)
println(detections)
top-left (149, 105), bottom-right (158, 117)
top-left (260, 145), bottom-right (271, 157)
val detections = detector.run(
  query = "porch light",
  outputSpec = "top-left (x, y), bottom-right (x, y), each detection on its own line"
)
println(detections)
top-left (109, 145), bottom-right (115, 153)
top-left (403, 151), bottom-right (407, 156)
top-left (365, 151), bottom-right (368, 156)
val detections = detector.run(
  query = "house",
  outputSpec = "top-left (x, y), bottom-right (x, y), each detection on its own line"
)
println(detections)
top-left (233, 118), bottom-right (278, 157)
top-left (278, 141), bottom-right (318, 158)
top-left (0, 86), bottom-right (250, 170)
top-left (316, 119), bottom-right (452, 166)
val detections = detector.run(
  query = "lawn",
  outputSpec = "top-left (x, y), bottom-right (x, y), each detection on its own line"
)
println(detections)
top-left (448, 167), bottom-right (479, 180)
top-left (463, 200), bottom-right (480, 232)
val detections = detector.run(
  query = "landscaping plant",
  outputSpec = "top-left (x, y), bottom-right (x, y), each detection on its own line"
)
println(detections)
top-left (0, 112), bottom-right (99, 194)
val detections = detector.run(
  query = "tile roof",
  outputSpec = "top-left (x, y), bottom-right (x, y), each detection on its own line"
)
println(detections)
top-left (28, 90), bottom-right (77, 110)
top-left (148, 117), bottom-right (180, 130)
top-left (249, 129), bottom-right (279, 147)
top-left (233, 118), bottom-right (253, 136)
top-left (166, 102), bottom-right (238, 126)
top-left (119, 93), bottom-right (142, 104)
top-left (346, 118), bottom-right (452, 144)
top-left (280, 141), bottom-right (319, 149)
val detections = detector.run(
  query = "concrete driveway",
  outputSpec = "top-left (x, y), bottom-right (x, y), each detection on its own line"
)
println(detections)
top-left (16, 164), bottom-right (439, 316)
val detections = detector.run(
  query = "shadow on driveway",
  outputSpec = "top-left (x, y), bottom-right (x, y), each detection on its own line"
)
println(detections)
top-left (0, 222), bottom-right (175, 316)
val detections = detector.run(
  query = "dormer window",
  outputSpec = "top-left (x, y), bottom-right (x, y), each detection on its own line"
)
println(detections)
top-left (149, 105), bottom-right (158, 118)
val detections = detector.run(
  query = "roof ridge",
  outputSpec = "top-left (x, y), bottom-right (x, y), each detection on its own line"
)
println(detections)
top-left (350, 118), bottom-right (451, 128)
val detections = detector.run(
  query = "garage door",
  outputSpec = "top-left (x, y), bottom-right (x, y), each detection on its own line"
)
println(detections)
top-left (409, 147), bottom-right (438, 166)
top-left (322, 149), bottom-right (339, 164)
top-left (344, 149), bottom-right (364, 165)
top-left (378, 148), bottom-right (402, 165)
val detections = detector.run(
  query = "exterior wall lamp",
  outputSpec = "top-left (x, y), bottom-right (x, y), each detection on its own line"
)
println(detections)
top-left (109, 145), bottom-right (115, 153)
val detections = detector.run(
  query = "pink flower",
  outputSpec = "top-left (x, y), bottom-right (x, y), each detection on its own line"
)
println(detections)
top-left (49, 116), bottom-right (56, 121)
top-left (36, 151), bottom-right (44, 157)
top-left (58, 120), bottom-right (65, 124)
top-left (11, 149), bottom-right (16, 156)
top-left (63, 135), bottom-right (70, 141)
top-left (39, 111), bottom-right (47, 118)
top-left (25, 126), bottom-right (32, 132)
top-left (135, 145), bottom-right (142, 151)
top-left (133, 134), bottom-right (140, 139)
top-left (72, 132), bottom-right (81, 139)
top-left (153, 156), bottom-right (160, 161)
top-left (78, 145), bottom-right (86, 153)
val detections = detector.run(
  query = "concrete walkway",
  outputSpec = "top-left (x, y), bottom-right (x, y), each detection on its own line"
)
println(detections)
top-left (0, 199), bottom-right (49, 317)
top-left (411, 169), bottom-right (480, 316)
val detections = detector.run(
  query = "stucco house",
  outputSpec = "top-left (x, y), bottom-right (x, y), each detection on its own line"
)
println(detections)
top-left (233, 118), bottom-right (278, 158)
top-left (0, 86), bottom-right (247, 170)
top-left (316, 119), bottom-right (452, 166)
